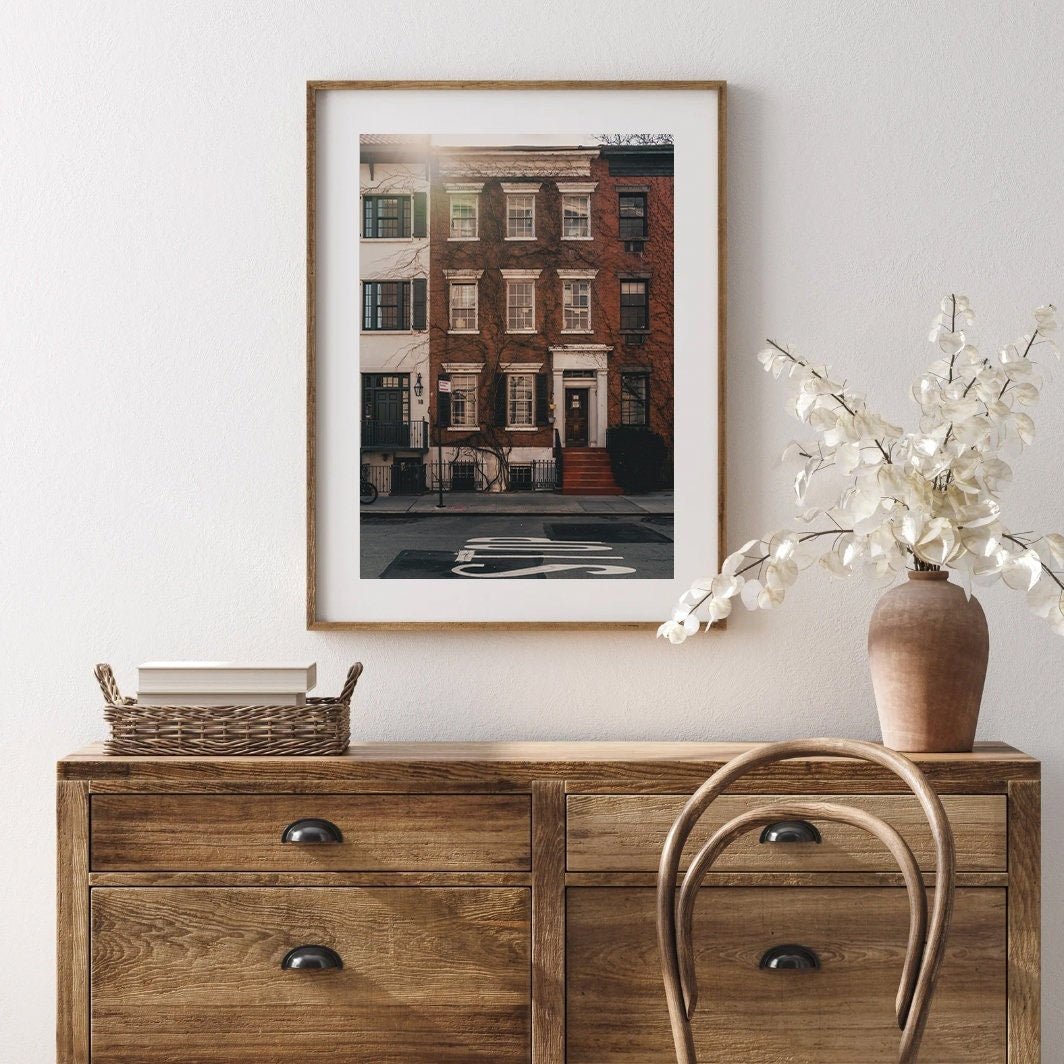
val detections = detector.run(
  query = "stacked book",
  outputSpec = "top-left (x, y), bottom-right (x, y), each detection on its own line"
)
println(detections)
top-left (136, 662), bottom-right (318, 706)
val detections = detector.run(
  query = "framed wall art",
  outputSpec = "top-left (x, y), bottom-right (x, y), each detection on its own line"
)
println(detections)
top-left (307, 80), bottom-right (725, 628)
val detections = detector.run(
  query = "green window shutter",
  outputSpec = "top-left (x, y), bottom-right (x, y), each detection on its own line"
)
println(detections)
top-left (411, 278), bottom-right (427, 330)
top-left (494, 374), bottom-right (507, 426)
top-left (412, 192), bottom-right (427, 238)
top-left (535, 373), bottom-right (549, 426)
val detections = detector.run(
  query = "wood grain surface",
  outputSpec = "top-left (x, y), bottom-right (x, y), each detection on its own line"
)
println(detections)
top-left (58, 741), bottom-right (1039, 795)
top-left (91, 886), bottom-right (531, 1062)
top-left (568, 886), bottom-right (1006, 1063)
top-left (1008, 778), bottom-right (1042, 1063)
top-left (568, 792), bottom-right (1005, 872)
top-left (57, 781), bottom-right (89, 1064)
top-left (90, 793), bottom-right (531, 871)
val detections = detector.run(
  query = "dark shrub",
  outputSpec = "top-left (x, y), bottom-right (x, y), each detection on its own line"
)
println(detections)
top-left (606, 427), bottom-right (670, 493)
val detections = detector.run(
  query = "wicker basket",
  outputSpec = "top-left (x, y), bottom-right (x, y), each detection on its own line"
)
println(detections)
top-left (95, 663), bottom-right (362, 756)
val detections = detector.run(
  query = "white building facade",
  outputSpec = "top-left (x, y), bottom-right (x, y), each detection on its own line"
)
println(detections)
top-left (359, 135), bottom-right (432, 495)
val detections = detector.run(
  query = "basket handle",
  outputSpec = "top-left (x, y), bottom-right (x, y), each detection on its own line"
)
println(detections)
top-left (337, 663), bottom-right (364, 705)
top-left (94, 663), bottom-right (122, 705)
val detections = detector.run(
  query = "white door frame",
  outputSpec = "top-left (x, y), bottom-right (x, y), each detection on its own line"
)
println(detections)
top-left (549, 344), bottom-right (612, 448)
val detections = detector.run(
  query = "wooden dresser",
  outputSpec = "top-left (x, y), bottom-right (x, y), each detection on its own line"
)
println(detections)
top-left (57, 741), bottom-right (1040, 1063)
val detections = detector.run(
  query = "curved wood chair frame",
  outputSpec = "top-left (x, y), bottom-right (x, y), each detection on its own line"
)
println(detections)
top-left (656, 739), bottom-right (957, 1064)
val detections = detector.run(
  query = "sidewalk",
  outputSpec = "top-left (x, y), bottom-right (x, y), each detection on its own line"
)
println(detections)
top-left (363, 490), bottom-right (674, 517)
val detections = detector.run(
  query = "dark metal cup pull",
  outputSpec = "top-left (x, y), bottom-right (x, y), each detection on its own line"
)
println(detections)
top-left (759, 944), bottom-right (821, 970)
top-left (281, 818), bottom-right (343, 844)
top-left (281, 945), bottom-right (343, 971)
top-left (758, 820), bottom-right (822, 844)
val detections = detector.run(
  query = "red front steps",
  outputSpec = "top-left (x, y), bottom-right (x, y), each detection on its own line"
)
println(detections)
top-left (561, 447), bottom-right (624, 495)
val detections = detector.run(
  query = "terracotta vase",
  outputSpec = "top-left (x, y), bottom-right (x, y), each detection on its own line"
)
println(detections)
top-left (867, 570), bottom-right (989, 753)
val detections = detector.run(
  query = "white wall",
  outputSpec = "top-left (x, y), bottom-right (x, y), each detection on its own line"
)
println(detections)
top-left (3, 1), bottom-right (1062, 1058)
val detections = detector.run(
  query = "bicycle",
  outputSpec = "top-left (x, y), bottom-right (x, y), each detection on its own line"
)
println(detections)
top-left (360, 474), bottom-right (378, 505)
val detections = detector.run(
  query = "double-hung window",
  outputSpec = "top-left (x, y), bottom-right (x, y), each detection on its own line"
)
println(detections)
top-left (561, 193), bottom-right (592, 239)
top-left (363, 281), bottom-right (408, 331)
top-left (506, 280), bottom-right (536, 332)
top-left (621, 373), bottom-right (650, 426)
top-left (506, 373), bottom-right (535, 428)
top-left (449, 373), bottom-right (478, 428)
top-left (562, 279), bottom-right (592, 331)
top-left (506, 194), bottom-right (536, 239)
top-left (620, 280), bottom-right (649, 331)
top-left (618, 192), bottom-right (648, 240)
top-left (449, 282), bottom-right (478, 331)
top-left (449, 192), bottom-right (479, 239)
top-left (363, 195), bottom-right (411, 239)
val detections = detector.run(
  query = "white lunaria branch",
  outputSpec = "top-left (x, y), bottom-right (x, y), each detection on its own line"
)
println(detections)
top-left (660, 296), bottom-right (1064, 645)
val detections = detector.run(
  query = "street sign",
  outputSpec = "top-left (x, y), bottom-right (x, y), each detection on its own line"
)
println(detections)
top-left (438, 380), bottom-right (452, 393)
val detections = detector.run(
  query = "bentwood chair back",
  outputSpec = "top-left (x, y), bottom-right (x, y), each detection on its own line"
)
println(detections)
top-left (656, 739), bottom-right (956, 1064)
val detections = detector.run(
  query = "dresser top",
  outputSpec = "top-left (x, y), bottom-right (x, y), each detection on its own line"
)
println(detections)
top-left (58, 741), bottom-right (1038, 793)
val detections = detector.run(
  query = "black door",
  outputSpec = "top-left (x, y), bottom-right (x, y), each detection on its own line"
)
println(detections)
top-left (565, 389), bottom-right (590, 445)
top-left (373, 388), bottom-right (403, 445)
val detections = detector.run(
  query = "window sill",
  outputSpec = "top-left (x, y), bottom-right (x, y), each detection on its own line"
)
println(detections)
top-left (505, 426), bottom-right (539, 432)
top-left (448, 236), bottom-right (480, 242)
top-left (361, 237), bottom-right (418, 243)
top-left (448, 329), bottom-right (480, 335)
top-left (561, 329), bottom-right (594, 335)
top-left (445, 426), bottom-right (478, 432)
top-left (561, 235), bottom-right (593, 241)
top-left (505, 236), bottom-right (537, 242)
top-left (506, 329), bottom-right (537, 335)
top-left (361, 329), bottom-right (418, 335)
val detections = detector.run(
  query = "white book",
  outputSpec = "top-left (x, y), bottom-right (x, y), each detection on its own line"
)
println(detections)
top-left (135, 692), bottom-right (308, 707)
top-left (137, 662), bottom-right (317, 695)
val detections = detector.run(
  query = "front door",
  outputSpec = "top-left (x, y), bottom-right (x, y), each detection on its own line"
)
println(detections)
top-left (565, 388), bottom-right (589, 445)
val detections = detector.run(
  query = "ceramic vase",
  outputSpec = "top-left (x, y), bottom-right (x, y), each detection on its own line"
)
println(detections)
top-left (868, 570), bottom-right (989, 752)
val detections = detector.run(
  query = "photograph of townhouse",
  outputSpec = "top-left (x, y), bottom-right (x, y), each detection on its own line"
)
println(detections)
top-left (358, 133), bottom-right (676, 580)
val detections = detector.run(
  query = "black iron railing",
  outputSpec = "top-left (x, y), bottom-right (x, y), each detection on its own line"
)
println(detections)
top-left (360, 419), bottom-right (429, 451)
top-left (364, 457), bottom-right (559, 495)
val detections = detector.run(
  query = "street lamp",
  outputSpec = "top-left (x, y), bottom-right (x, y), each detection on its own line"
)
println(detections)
top-left (413, 372), bottom-right (424, 399)
top-left (436, 373), bottom-right (451, 509)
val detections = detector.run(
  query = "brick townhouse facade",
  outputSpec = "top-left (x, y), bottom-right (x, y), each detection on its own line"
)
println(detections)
top-left (359, 136), bottom-right (674, 494)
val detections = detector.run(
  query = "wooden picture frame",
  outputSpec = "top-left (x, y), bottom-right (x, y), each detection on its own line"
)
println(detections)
top-left (307, 80), bottom-right (726, 629)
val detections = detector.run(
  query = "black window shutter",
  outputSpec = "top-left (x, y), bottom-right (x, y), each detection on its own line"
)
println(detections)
top-left (411, 278), bottom-right (427, 330)
top-left (535, 373), bottom-right (549, 425)
top-left (412, 192), bottom-right (427, 238)
top-left (494, 374), bottom-right (507, 426)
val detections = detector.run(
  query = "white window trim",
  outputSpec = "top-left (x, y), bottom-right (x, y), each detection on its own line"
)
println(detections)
top-left (503, 183), bottom-right (540, 241)
top-left (561, 274), bottom-right (594, 333)
top-left (559, 183), bottom-right (596, 241)
top-left (447, 273), bottom-right (481, 334)
top-left (446, 369), bottom-right (481, 430)
top-left (505, 370), bottom-right (537, 431)
top-left (446, 184), bottom-right (483, 241)
top-left (502, 269), bottom-right (541, 334)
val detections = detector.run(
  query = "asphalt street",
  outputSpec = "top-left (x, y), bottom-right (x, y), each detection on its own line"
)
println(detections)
top-left (360, 513), bottom-right (674, 579)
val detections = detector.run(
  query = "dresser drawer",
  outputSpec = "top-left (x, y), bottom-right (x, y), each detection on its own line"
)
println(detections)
top-left (90, 886), bottom-right (531, 1062)
top-left (567, 886), bottom-right (1005, 1063)
top-left (567, 793), bottom-right (1005, 872)
top-left (91, 793), bottom-right (531, 871)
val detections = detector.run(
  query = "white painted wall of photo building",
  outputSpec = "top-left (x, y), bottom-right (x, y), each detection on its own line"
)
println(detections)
top-left (3, 1), bottom-right (1064, 1058)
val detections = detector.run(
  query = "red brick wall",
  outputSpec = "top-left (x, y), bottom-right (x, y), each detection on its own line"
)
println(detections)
top-left (427, 149), bottom-right (674, 457)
